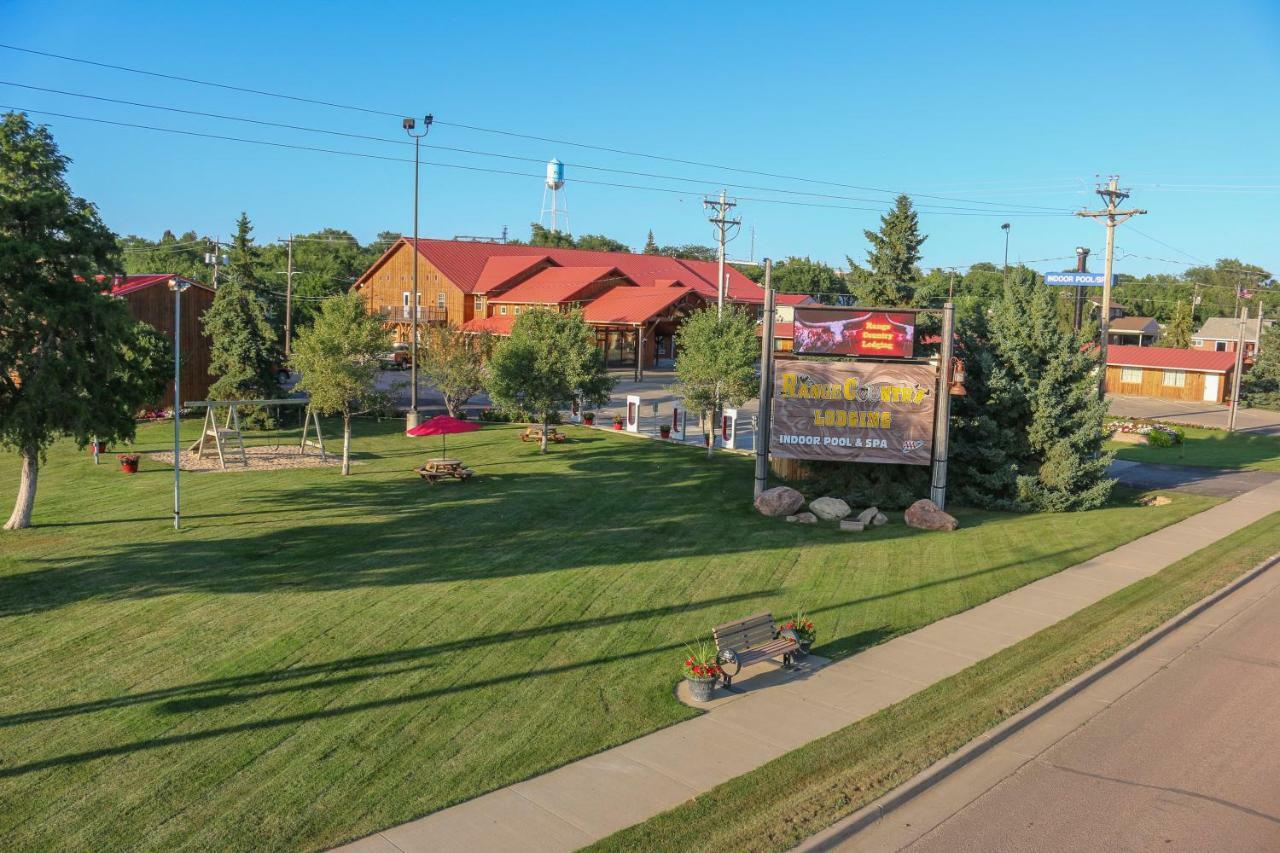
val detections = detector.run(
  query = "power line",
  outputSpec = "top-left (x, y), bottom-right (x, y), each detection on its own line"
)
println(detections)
top-left (4, 105), bottom-right (1069, 217)
top-left (1125, 226), bottom-right (1205, 264)
top-left (0, 81), bottom-right (1073, 216)
top-left (0, 42), bottom-right (1073, 213)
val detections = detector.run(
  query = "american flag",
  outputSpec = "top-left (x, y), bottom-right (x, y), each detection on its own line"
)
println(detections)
top-left (1241, 289), bottom-right (1254, 299)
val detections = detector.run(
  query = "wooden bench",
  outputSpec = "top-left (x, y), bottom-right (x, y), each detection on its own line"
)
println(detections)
top-left (413, 462), bottom-right (475, 484)
top-left (712, 611), bottom-right (798, 687)
top-left (520, 427), bottom-right (565, 443)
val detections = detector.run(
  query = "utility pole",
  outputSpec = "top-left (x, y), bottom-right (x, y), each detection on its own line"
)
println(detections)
top-left (1073, 246), bottom-right (1090, 332)
top-left (1075, 177), bottom-right (1147, 399)
top-left (930, 302), bottom-right (956, 509)
top-left (205, 236), bottom-right (224, 288)
top-left (1228, 308), bottom-right (1248, 432)
top-left (276, 235), bottom-right (300, 359)
top-left (703, 189), bottom-right (740, 316)
top-left (168, 277), bottom-right (191, 530)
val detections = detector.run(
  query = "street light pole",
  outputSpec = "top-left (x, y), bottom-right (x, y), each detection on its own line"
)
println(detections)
top-left (404, 114), bottom-right (433, 430)
top-left (1001, 223), bottom-right (1011, 273)
top-left (168, 277), bottom-right (191, 530)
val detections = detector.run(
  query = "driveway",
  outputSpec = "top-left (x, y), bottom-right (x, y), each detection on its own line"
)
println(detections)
top-left (1109, 460), bottom-right (1280, 498)
top-left (1109, 395), bottom-right (1280, 436)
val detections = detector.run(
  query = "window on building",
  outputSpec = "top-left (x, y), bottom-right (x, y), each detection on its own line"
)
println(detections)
top-left (1215, 341), bottom-right (1228, 352)
top-left (473, 295), bottom-right (484, 312)
top-left (1162, 369), bottom-right (1186, 388)
top-left (436, 292), bottom-right (445, 310)
top-left (499, 305), bottom-right (507, 315)
top-left (1120, 367), bottom-right (1142, 384)
top-left (1192, 339), bottom-right (1203, 348)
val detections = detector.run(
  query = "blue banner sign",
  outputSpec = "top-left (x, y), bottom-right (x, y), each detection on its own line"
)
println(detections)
top-left (1044, 271), bottom-right (1106, 286)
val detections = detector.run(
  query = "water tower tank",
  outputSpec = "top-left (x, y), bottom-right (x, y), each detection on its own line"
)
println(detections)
top-left (546, 158), bottom-right (565, 190)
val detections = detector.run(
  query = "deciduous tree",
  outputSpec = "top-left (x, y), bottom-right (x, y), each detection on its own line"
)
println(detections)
top-left (672, 306), bottom-right (759, 458)
top-left (772, 256), bottom-right (848, 296)
top-left (420, 325), bottom-right (496, 417)
top-left (1160, 300), bottom-right (1194, 349)
top-left (289, 294), bottom-right (390, 475)
top-left (487, 309), bottom-right (614, 452)
top-left (1, 112), bottom-right (171, 529)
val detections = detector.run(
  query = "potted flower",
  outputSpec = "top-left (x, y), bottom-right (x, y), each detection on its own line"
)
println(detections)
top-left (682, 642), bottom-right (724, 702)
top-left (778, 613), bottom-right (816, 656)
top-left (582, 411), bottom-right (595, 426)
top-left (659, 424), bottom-right (672, 439)
top-left (89, 440), bottom-right (107, 456)
top-left (612, 415), bottom-right (624, 431)
top-left (117, 453), bottom-right (140, 474)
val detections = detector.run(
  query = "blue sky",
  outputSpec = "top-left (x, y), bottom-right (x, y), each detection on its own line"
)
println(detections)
top-left (3, 1), bottom-right (1278, 277)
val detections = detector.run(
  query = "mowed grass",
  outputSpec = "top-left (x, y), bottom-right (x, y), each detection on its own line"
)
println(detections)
top-left (0, 419), bottom-right (1217, 850)
top-left (592, 512), bottom-right (1280, 852)
top-left (1108, 424), bottom-right (1280, 471)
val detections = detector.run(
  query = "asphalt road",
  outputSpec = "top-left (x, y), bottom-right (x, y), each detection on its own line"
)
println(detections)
top-left (1109, 459), bottom-right (1280, 498)
top-left (834, 562), bottom-right (1280, 853)
top-left (1109, 395), bottom-right (1280, 436)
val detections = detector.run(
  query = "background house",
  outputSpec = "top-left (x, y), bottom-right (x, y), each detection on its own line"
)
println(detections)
top-left (1106, 316), bottom-right (1159, 346)
top-left (1105, 345), bottom-right (1236, 403)
top-left (1192, 316), bottom-right (1273, 362)
top-left (108, 274), bottom-right (215, 409)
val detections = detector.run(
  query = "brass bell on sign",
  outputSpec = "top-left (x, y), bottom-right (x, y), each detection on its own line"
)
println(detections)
top-left (948, 356), bottom-right (967, 396)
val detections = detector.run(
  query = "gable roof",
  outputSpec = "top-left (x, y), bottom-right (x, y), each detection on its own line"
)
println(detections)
top-left (1106, 345), bottom-right (1236, 373)
top-left (582, 285), bottom-right (700, 325)
top-left (458, 315), bottom-right (516, 335)
top-left (1108, 316), bottom-right (1158, 333)
top-left (473, 254), bottom-right (556, 294)
top-left (1194, 316), bottom-right (1271, 343)
top-left (490, 267), bottom-right (632, 305)
top-left (106, 274), bottom-right (213, 297)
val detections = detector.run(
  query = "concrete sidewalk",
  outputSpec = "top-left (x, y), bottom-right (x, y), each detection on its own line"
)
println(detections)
top-left (336, 480), bottom-right (1280, 853)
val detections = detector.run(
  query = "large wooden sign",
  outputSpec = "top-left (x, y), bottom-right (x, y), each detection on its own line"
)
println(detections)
top-left (770, 360), bottom-right (935, 465)
top-left (792, 308), bottom-right (916, 358)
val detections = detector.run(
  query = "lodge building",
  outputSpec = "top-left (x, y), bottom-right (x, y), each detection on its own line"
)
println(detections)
top-left (1104, 345), bottom-right (1237, 404)
top-left (107, 274), bottom-right (216, 410)
top-left (351, 238), bottom-right (784, 371)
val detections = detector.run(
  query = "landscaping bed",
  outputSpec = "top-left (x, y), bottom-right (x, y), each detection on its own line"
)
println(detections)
top-left (0, 420), bottom-right (1218, 850)
top-left (1107, 421), bottom-right (1280, 471)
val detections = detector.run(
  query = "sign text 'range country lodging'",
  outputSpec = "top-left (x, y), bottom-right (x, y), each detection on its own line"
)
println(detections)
top-left (769, 360), bottom-right (936, 466)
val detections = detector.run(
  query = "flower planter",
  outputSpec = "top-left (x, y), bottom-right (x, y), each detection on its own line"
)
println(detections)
top-left (798, 640), bottom-right (812, 657)
top-left (89, 441), bottom-right (107, 455)
top-left (118, 458), bottom-right (139, 474)
top-left (612, 422), bottom-right (623, 431)
top-left (583, 415), bottom-right (595, 426)
top-left (685, 675), bottom-right (717, 703)
top-left (659, 426), bottom-right (671, 439)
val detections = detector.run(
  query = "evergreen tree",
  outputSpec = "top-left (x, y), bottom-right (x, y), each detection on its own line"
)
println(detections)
top-left (847, 194), bottom-right (926, 307)
top-left (1241, 323), bottom-right (1280, 411)
top-left (643, 230), bottom-right (659, 254)
top-left (1160, 300), bottom-right (1194, 348)
top-left (986, 268), bottom-right (1114, 511)
top-left (204, 287), bottom-right (280, 404)
top-left (228, 211), bottom-right (261, 286)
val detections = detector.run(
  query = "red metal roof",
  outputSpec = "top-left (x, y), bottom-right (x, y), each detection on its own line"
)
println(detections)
top-left (458, 315), bottom-right (516, 335)
top-left (367, 239), bottom-right (764, 300)
top-left (1106, 345), bottom-right (1236, 373)
top-left (490, 267), bottom-right (632, 305)
top-left (106, 274), bottom-right (212, 297)
top-left (472, 254), bottom-right (555, 294)
top-left (582, 286), bottom-right (700, 325)
top-left (775, 293), bottom-right (814, 306)
top-left (758, 322), bottom-right (795, 339)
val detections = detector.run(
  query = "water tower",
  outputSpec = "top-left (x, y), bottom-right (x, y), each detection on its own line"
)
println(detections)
top-left (539, 158), bottom-right (569, 233)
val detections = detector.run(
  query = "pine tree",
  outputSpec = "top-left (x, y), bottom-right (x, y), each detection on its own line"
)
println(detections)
top-left (643, 230), bottom-right (659, 254)
top-left (228, 211), bottom-right (261, 286)
top-left (986, 269), bottom-right (1114, 511)
top-left (1160, 300), bottom-right (1194, 348)
top-left (847, 194), bottom-right (926, 306)
top-left (1241, 323), bottom-right (1280, 410)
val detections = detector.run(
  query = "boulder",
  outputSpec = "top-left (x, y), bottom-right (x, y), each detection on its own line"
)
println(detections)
top-left (855, 506), bottom-right (879, 525)
top-left (787, 512), bottom-right (818, 524)
top-left (756, 486), bottom-right (805, 518)
top-left (904, 499), bottom-right (958, 531)
top-left (809, 496), bottom-right (852, 521)
top-left (873, 511), bottom-right (889, 527)
top-left (1140, 495), bottom-right (1173, 507)
top-left (839, 519), bottom-right (865, 532)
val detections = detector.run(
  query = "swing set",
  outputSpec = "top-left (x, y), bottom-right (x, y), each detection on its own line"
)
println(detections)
top-left (187, 398), bottom-right (326, 470)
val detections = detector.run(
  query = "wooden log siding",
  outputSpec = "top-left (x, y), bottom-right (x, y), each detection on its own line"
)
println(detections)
top-left (1104, 364), bottom-right (1228, 403)
top-left (356, 242), bottom-right (470, 341)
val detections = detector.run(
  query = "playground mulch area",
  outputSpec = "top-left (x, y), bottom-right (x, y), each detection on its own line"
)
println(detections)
top-left (0, 419), bottom-right (1218, 851)
top-left (149, 446), bottom-right (340, 472)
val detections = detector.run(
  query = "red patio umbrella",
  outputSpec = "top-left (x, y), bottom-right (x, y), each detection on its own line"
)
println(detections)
top-left (406, 415), bottom-right (482, 459)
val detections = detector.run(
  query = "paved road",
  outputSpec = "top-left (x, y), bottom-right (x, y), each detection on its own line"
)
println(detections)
top-left (1109, 395), bottom-right (1280, 436)
top-left (1109, 459), bottom-right (1280, 498)
top-left (828, 559), bottom-right (1280, 853)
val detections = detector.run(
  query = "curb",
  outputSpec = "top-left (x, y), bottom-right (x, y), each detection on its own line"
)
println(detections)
top-left (799, 548), bottom-right (1280, 852)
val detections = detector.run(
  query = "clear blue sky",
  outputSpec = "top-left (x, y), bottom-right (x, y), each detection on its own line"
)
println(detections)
top-left (3, 1), bottom-right (1278, 277)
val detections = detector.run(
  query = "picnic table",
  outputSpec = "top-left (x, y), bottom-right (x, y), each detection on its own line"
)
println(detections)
top-left (520, 427), bottom-right (565, 444)
top-left (413, 457), bottom-right (475, 484)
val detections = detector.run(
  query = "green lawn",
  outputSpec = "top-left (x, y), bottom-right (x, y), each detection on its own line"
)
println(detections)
top-left (592, 512), bottom-right (1280, 852)
top-left (0, 420), bottom-right (1217, 850)
top-left (1108, 424), bottom-right (1280, 471)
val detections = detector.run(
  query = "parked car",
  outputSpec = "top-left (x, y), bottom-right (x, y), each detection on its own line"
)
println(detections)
top-left (379, 345), bottom-right (411, 370)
